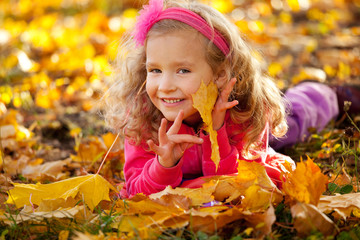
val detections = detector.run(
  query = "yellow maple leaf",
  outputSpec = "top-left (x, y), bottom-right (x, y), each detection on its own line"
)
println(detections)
top-left (282, 157), bottom-right (328, 206)
top-left (192, 81), bottom-right (220, 170)
top-left (6, 174), bottom-right (116, 211)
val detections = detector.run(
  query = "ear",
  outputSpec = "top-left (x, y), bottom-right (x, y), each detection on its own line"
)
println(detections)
top-left (214, 69), bottom-right (228, 89)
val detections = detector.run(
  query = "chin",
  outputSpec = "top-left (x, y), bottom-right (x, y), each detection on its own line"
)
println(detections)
top-left (161, 114), bottom-right (177, 122)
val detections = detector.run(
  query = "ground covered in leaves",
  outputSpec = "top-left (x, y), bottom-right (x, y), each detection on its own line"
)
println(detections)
top-left (1, 0), bottom-right (360, 239)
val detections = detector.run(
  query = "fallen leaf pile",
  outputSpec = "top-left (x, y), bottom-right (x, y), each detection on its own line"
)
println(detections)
top-left (1, 0), bottom-right (360, 239)
top-left (2, 158), bottom-right (360, 239)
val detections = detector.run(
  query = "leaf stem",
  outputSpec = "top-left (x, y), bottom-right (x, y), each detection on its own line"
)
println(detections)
top-left (96, 132), bottom-right (121, 174)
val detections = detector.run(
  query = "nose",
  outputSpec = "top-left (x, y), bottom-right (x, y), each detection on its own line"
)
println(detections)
top-left (158, 73), bottom-right (176, 92)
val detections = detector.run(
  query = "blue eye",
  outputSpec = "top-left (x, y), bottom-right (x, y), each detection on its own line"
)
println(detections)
top-left (178, 69), bottom-right (190, 74)
top-left (149, 69), bottom-right (161, 73)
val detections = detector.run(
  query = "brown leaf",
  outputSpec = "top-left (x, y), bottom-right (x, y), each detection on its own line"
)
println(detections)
top-left (22, 158), bottom-right (71, 181)
top-left (0, 205), bottom-right (92, 224)
top-left (291, 202), bottom-right (337, 237)
top-left (0, 124), bottom-right (16, 138)
top-left (190, 207), bottom-right (244, 234)
top-left (243, 205), bottom-right (276, 238)
top-left (150, 184), bottom-right (216, 206)
top-left (318, 193), bottom-right (360, 219)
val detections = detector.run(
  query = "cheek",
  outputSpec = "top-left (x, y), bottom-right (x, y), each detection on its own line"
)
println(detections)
top-left (145, 79), bottom-right (153, 96)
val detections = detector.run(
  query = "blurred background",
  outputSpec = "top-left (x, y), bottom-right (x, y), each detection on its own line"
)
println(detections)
top-left (0, 0), bottom-right (359, 179)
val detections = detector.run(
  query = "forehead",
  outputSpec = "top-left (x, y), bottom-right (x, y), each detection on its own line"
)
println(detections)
top-left (145, 29), bottom-right (207, 61)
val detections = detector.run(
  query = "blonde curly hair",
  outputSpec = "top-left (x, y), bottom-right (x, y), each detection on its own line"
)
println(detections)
top-left (102, 0), bottom-right (288, 153)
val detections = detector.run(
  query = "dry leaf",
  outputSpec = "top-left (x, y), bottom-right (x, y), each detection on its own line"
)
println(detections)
top-left (282, 157), bottom-right (328, 206)
top-left (114, 195), bottom-right (187, 238)
top-left (242, 185), bottom-right (276, 211)
top-left (116, 194), bottom-right (185, 215)
top-left (217, 161), bottom-right (282, 208)
top-left (192, 81), bottom-right (220, 170)
top-left (74, 136), bottom-right (107, 163)
top-left (0, 205), bottom-right (91, 224)
top-left (37, 197), bottom-right (78, 212)
top-left (243, 205), bottom-right (276, 238)
top-left (113, 213), bottom-right (165, 239)
top-left (58, 230), bottom-right (70, 240)
top-left (6, 174), bottom-right (116, 211)
top-left (73, 231), bottom-right (105, 240)
top-left (318, 192), bottom-right (360, 219)
top-left (291, 202), bottom-right (337, 237)
top-left (150, 184), bottom-right (215, 206)
top-left (190, 207), bottom-right (244, 234)
top-left (22, 158), bottom-right (71, 181)
top-left (177, 161), bottom-right (282, 208)
top-left (0, 124), bottom-right (16, 138)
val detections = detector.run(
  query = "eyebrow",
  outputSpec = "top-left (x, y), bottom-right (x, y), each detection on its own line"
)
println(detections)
top-left (146, 60), bottom-right (195, 67)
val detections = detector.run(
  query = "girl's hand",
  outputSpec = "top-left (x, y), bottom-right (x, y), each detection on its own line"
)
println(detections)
top-left (147, 110), bottom-right (204, 168)
top-left (212, 78), bottom-right (238, 130)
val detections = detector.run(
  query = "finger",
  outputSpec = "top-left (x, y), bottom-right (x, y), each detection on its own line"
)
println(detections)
top-left (224, 100), bottom-right (239, 110)
top-left (168, 134), bottom-right (204, 145)
top-left (147, 139), bottom-right (164, 156)
top-left (158, 118), bottom-right (168, 146)
top-left (220, 78), bottom-right (236, 101)
top-left (167, 110), bottom-right (184, 135)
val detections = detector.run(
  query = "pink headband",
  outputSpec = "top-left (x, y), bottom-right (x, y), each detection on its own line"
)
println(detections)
top-left (132, 0), bottom-right (230, 56)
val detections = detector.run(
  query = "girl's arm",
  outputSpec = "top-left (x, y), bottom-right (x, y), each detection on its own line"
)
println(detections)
top-left (124, 111), bottom-right (203, 196)
top-left (123, 140), bottom-right (184, 196)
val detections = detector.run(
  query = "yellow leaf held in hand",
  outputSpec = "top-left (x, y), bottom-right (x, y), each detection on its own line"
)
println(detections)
top-left (282, 157), bottom-right (328, 206)
top-left (192, 81), bottom-right (220, 171)
top-left (6, 174), bottom-right (116, 211)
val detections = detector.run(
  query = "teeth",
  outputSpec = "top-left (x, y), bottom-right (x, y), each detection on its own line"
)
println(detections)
top-left (163, 99), bottom-right (182, 103)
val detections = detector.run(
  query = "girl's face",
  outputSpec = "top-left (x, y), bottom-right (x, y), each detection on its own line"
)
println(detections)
top-left (145, 30), bottom-right (217, 127)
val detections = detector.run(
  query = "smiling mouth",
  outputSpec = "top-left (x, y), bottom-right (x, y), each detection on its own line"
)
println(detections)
top-left (162, 98), bottom-right (183, 103)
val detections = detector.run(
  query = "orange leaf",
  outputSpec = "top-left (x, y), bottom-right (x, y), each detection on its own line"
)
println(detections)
top-left (282, 157), bottom-right (328, 206)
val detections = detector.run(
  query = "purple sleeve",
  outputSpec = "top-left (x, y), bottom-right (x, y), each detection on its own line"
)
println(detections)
top-left (123, 140), bottom-right (183, 196)
top-left (271, 82), bottom-right (338, 149)
top-left (201, 122), bottom-right (239, 175)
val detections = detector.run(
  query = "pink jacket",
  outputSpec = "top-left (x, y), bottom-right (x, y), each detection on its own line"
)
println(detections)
top-left (124, 112), bottom-right (294, 196)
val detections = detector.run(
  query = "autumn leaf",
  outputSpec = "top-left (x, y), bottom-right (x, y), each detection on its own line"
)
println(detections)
top-left (21, 158), bottom-right (71, 181)
top-left (0, 205), bottom-right (92, 225)
top-left (291, 202), bottom-right (337, 237)
top-left (318, 192), bottom-right (360, 219)
top-left (242, 205), bottom-right (276, 238)
top-left (113, 194), bottom-right (188, 238)
top-left (150, 183), bottom-right (216, 206)
top-left (192, 81), bottom-right (220, 170)
top-left (6, 174), bottom-right (116, 211)
top-left (282, 157), bottom-right (328, 206)
top-left (216, 161), bottom-right (281, 204)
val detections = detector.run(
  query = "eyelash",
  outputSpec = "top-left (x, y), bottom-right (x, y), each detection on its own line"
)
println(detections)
top-left (178, 69), bottom-right (190, 74)
top-left (148, 69), bottom-right (161, 73)
top-left (147, 69), bottom-right (191, 74)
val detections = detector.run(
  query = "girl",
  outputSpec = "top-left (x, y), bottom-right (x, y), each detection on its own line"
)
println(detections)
top-left (103, 0), bottom-right (342, 196)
